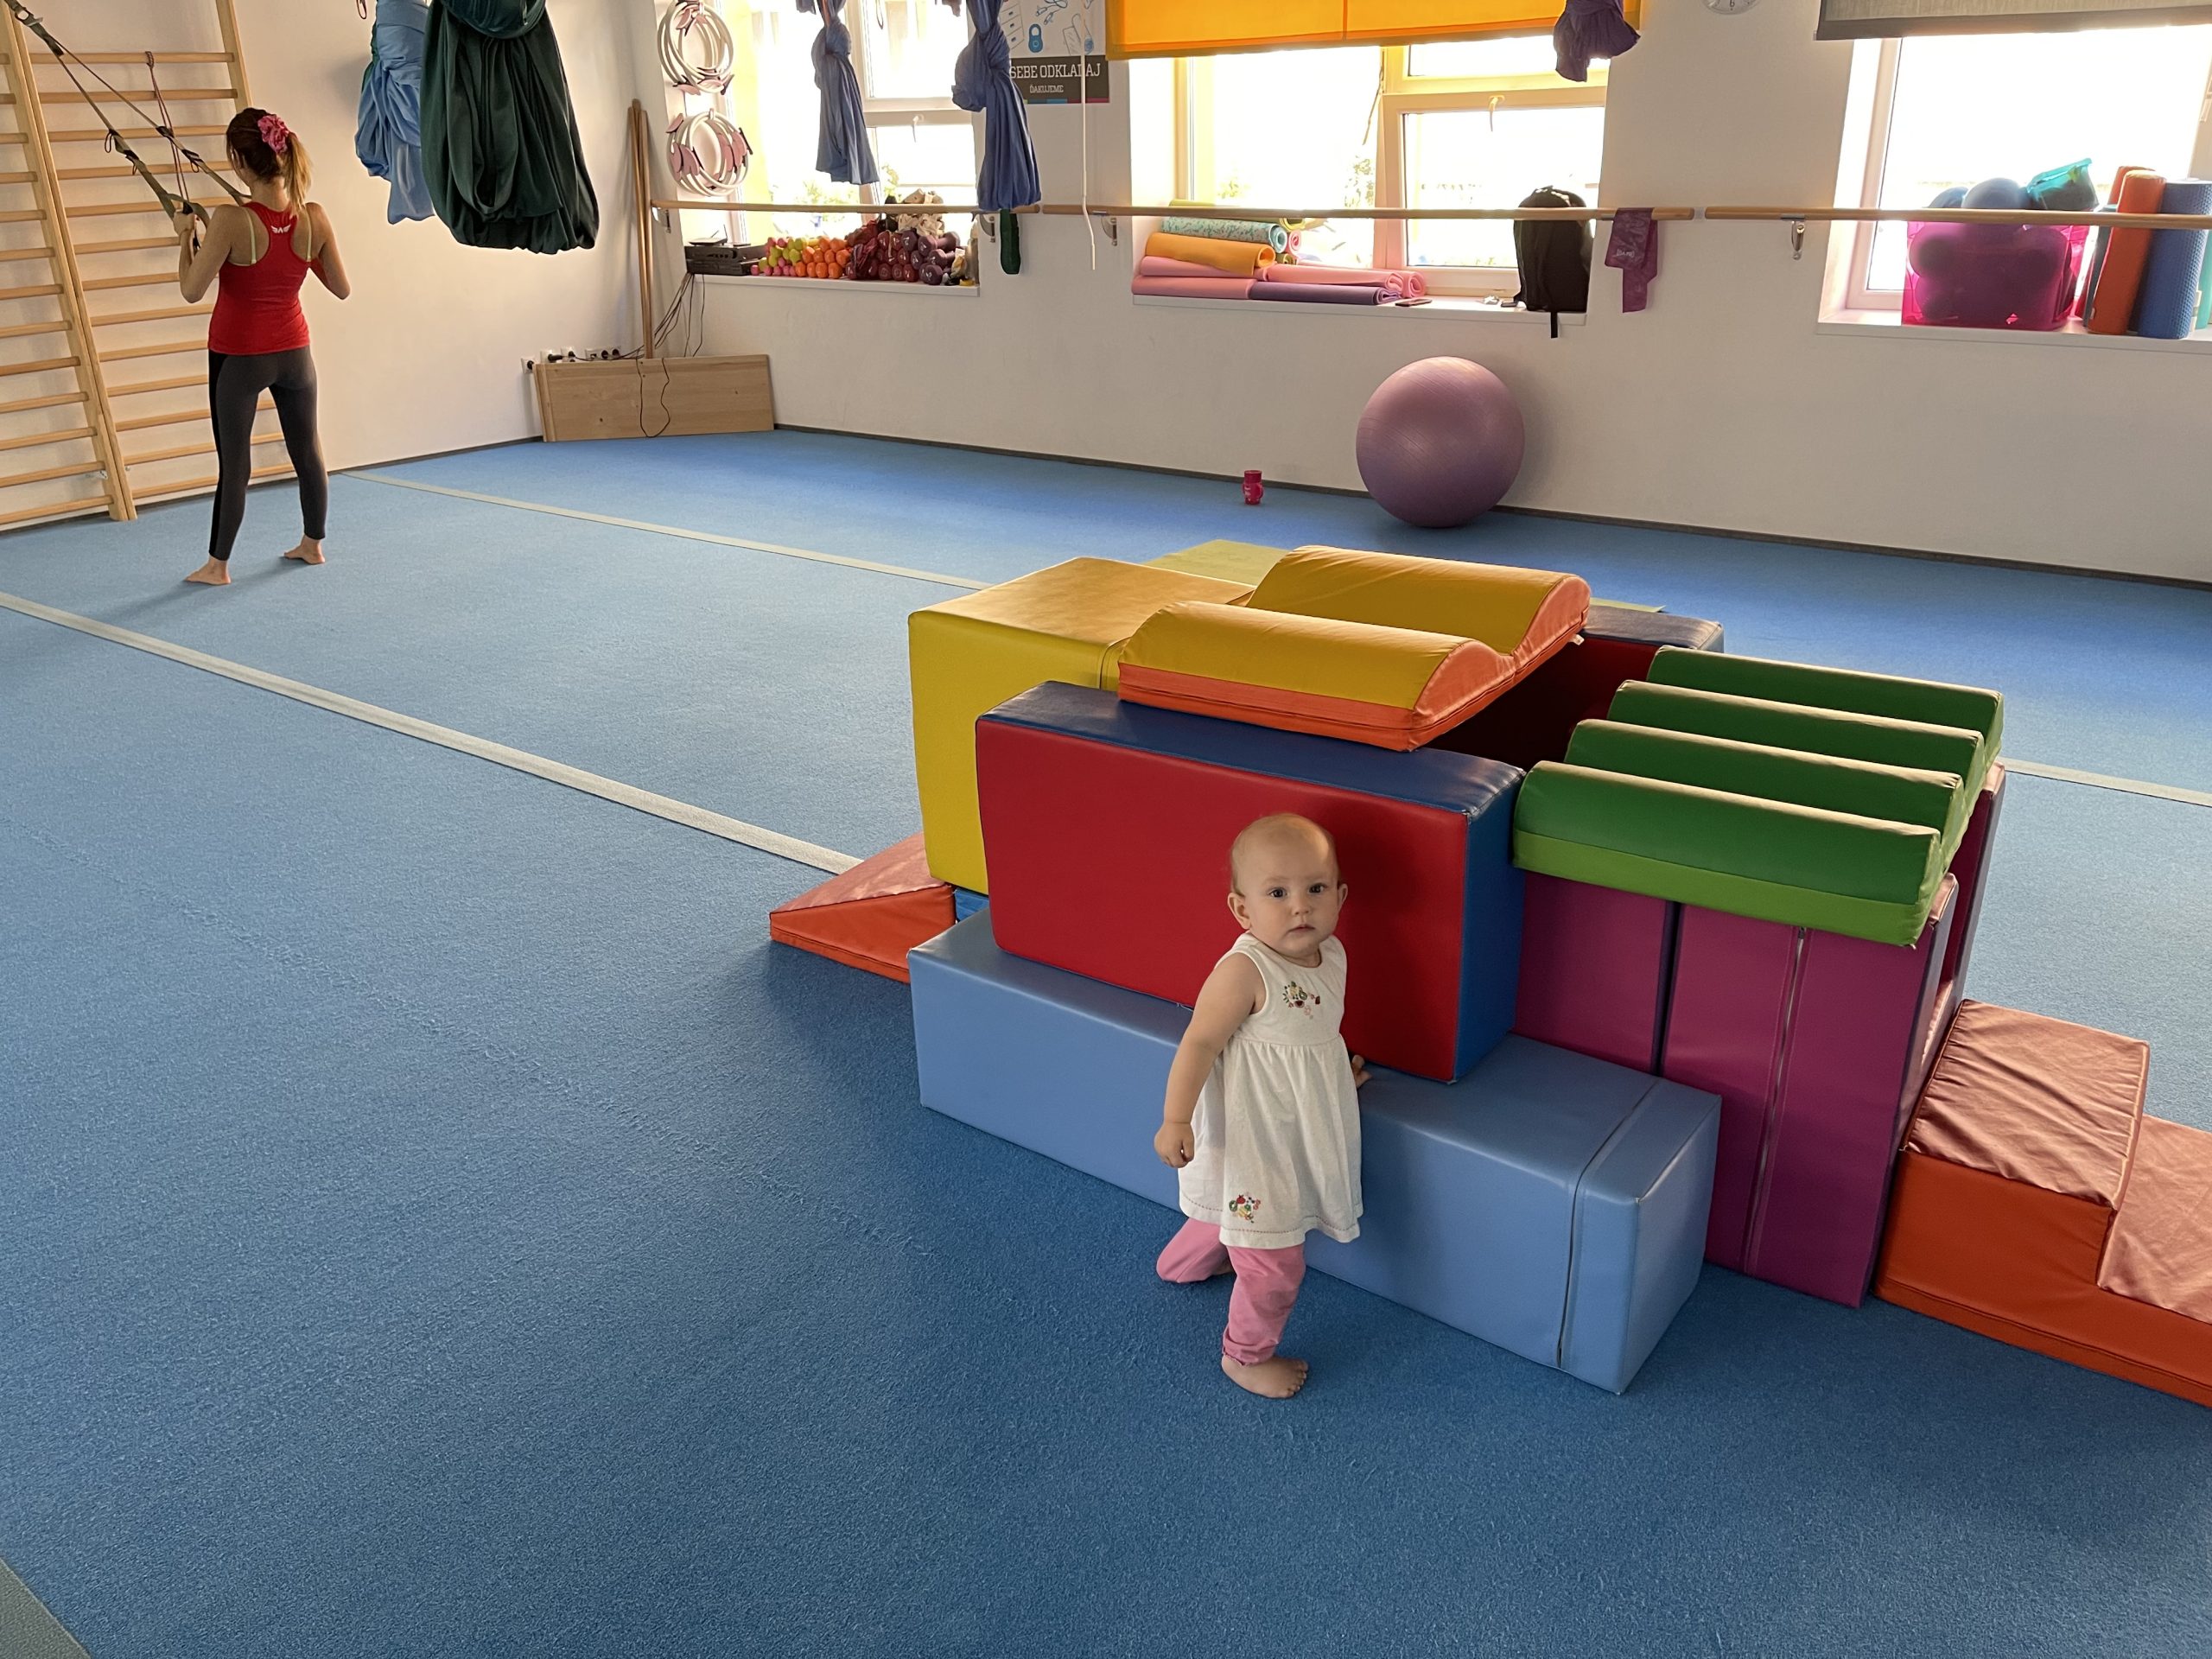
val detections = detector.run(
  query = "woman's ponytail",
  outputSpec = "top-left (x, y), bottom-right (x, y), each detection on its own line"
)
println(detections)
top-left (280, 131), bottom-right (314, 206)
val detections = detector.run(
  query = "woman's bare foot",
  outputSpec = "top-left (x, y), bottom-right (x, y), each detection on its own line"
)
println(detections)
top-left (1223, 1352), bottom-right (1309, 1398)
top-left (184, 558), bottom-right (230, 586)
top-left (283, 537), bottom-right (326, 565)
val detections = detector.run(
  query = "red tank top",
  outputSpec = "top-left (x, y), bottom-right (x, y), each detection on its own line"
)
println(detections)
top-left (208, 200), bottom-right (313, 355)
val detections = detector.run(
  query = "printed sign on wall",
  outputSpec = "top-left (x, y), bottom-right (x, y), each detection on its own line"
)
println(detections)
top-left (1001, 0), bottom-right (1109, 105)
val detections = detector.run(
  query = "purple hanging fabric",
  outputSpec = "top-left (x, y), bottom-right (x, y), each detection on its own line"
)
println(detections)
top-left (796, 0), bottom-right (879, 186)
top-left (1554, 0), bottom-right (1638, 84)
top-left (1604, 208), bottom-right (1658, 312)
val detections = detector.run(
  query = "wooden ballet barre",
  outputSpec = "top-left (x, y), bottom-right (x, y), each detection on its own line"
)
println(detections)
top-left (1710, 204), bottom-right (2212, 232)
top-left (655, 197), bottom-right (1693, 222)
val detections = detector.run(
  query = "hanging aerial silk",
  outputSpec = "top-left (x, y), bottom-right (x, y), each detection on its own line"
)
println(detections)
top-left (952, 0), bottom-right (1039, 213)
top-left (1552, 0), bottom-right (1638, 84)
top-left (421, 0), bottom-right (599, 254)
top-left (796, 0), bottom-right (878, 187)
top-left (356, 0), bottom-right (435, 224)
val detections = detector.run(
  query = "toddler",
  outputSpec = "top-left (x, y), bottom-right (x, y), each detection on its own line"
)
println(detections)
top-left (1154, 812), bottom-right (1368, 1398)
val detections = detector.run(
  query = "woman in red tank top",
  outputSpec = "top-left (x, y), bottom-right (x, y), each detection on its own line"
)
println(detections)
top-left (175, 108), bottom-right (353, 588)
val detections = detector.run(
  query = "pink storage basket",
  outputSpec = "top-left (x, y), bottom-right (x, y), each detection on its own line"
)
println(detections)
top-left (1903, 221), bottom-right (2088, 331)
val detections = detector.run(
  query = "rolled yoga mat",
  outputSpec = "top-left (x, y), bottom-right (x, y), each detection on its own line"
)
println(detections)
top-left (1129, 275), bottom-right (1257, 300)
top-left (1248, 281), bottom-right (1393, 306)
top-left (1145, 231), bottom-right (1274, 275)
top-left (2082, 165), bottom-right (2147, 308)
top-left (2133, 179), bottom-right (2212, 339)
top-left (1259, 264), bottom-right (1429, 296)
top-left (1160, 214), bottom-right (1289, 253)
top-left (1139, 254), bottom-right (1243, 279)
top-left (2086, 168), bottom-right (2165, 334)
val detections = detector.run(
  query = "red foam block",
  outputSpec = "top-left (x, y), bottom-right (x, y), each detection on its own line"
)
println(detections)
top-left (768, 834), bottom-right (954, 984)
top-left (977, 728), bottom-right (1476, 1081)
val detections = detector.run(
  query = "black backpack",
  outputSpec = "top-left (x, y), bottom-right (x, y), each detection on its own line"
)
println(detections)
top-left (1513, 187), bottom-right (1591, 337)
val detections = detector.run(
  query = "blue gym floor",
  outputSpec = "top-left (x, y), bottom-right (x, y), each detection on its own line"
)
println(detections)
top-left (4, 432), bottom-right (2209, 1657)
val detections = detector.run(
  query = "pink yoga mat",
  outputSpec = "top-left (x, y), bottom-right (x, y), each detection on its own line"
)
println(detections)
top-left (1129, 275), bottom-right (1256, 300)
top-left (1138, 255), bottom-right (1237, 280)
top-left (1248, 282), bottom-right (1392, 305)
top-left (1260, 264), bottom-right (1429, 297)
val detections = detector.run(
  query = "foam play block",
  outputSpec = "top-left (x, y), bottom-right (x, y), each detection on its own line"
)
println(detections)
top-left (910, 913), bottom-right (1720, 1394)
top-left (1514, 762), bottom-right (1948, 947)
top-left (910, 558), bottom-right (1252, 893)
top-left (1641, 651), bottom-right (2001, 800)
top-left (1436, 605), bottom-right (1726, 772)
top-left (976, 682), bottom-right (1522, 1082)
top-left (1514, 874), bottom-right (1675, 1074)
top-left (1116, 548), bottom-right (1592, 750)
top-left (767, 835), bottom-right (953, 984)
top-left (1877, 1002), bottom-right (2212, 1408)
top-left (1147, 540), bottom-right (1289, 586)
top-left (1609, 682), bottom-right (1986, 798)
top-left (1116, 601), bottom-right (1536, 750)
top-left (1938, 764), bottom-right (2006, 996)
top-left (1662, 878), bottom-right (1957, 1305)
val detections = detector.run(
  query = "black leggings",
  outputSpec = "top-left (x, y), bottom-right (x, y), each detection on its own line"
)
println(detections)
top-left (207, 348), bottom-right (328, 563)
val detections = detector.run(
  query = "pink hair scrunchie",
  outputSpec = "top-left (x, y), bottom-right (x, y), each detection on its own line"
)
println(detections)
top-left (257, 113), bottom-right (290, 155)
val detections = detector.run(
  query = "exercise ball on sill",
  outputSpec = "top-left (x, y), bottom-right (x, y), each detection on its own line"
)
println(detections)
top-left (1356, 357), bottom-right (1526, 529)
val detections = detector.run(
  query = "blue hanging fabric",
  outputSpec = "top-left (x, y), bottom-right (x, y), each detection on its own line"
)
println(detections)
top-left (952, 0), bottom-right (1039, 213)
top-left (356, 0), bottom-right (436, 223)
top-left (796, 0), bottom-right (879, 187)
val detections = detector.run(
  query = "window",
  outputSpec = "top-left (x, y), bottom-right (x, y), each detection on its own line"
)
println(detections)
top-left (695, 1), bottom-right (981, 243)
top-left (1173, 39), bottom-right (1607, 295)
top-left (1841, 28), bottom-right (2212, 311)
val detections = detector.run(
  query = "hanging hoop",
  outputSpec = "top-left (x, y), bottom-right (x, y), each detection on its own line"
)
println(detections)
top-left (667, 110), bottom-right (751, 194)
top-left (658, 1), bottom-right (734, 93)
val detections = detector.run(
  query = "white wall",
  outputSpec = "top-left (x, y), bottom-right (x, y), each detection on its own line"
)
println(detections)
top-left (655, 0), bottom-right (2212, 582)
top-left (0, 0), bottom-right (643, 523)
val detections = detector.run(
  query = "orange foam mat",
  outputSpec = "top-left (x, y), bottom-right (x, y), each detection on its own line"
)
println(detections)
top-left (768, 835), bottom-right (954, 985)
top-left (1875, 1001), bottom-right (2212, 1408)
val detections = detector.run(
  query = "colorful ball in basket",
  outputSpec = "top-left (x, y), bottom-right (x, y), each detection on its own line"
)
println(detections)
top-left (1356, 358), bottom-right (1525, 529)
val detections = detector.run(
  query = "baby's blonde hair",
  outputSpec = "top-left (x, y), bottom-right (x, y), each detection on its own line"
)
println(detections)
top-left (1229, 813), bottom-right (1338, 893)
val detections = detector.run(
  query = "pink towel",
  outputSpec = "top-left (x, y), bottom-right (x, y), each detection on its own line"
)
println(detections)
top-left (1130, 275), bottom-right (1257, 300)
top-left (1259, 264), bottom-right (1429, 297)
top-left (1138, 254), bottom-right (1239, 280)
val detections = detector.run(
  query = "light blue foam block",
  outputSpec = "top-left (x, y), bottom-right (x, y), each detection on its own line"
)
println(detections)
top-left (911, 913), bottom-right (1719, 1393)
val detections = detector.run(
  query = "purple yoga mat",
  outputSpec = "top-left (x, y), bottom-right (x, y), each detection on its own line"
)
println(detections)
top-left (1248, 282), bottom-right (1392, 306)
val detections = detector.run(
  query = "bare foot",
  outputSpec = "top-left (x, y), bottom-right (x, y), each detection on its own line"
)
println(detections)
top-left (1222, 1352), bottom-right (1309, 1399)
top-left (283, 538), bottom-right (326, 565)
top-left (184, 558), bottom-right (230, 586)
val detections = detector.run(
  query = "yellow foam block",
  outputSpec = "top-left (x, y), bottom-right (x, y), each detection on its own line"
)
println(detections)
top-left (1258, 546), bottom-right (1589, 658)
top-left (909, 558), bottom-right (1250, 891)
top-left (1147, 540), bottom-right (1290, 588)
top-left (1117, 601), bottom-right (1508, 750)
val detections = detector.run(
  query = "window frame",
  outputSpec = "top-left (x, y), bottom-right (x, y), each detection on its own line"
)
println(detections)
top-left (1842, 35), bottom-right (2212, 312)
top-left (1173, 43), bottom-right (1607, 297)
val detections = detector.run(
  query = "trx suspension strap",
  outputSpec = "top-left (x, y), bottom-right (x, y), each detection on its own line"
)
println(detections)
top-left (2, 1), bottom-right (249, 222)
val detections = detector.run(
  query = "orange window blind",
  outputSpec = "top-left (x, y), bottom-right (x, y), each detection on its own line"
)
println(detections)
top-left (1108, 0), bottom-right (1641, 58)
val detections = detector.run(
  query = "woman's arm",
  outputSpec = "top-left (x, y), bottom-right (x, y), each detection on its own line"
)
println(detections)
top-left (175, 207), bottom-right (236, 303)
top-left (1154, 955), bottom-right (1263, 1168)
top-left (303, 203), bottom-right (351, 300)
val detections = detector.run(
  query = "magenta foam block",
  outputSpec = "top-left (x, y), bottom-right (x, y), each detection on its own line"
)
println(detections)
top-left (1661, 877), bottom-right (1959, 1306)
top-left (1515, 874), bottom-right (1674, 1073)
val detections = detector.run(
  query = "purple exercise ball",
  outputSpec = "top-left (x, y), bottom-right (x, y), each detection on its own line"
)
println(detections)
top-left (1357, 357), bottom-right (1525, 529)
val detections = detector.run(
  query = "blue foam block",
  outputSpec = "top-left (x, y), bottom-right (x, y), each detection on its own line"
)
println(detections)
top-left (953, 887), bottom-right (988, 921)
top-left (1586, 604), bottom-right (1726, 654)
top-left (911, 913), bottom-right (1719, 1393)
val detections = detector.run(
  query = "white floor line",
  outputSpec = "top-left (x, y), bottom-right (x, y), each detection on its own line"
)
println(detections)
top-left (0, 589), bottom-right (861, 875)
top-left (2004, 757), bottom-right (2212, 810)
top-left (349, 471), bottom-right (989, 592)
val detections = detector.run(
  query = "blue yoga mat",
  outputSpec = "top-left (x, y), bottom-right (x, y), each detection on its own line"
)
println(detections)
top-left (2134, 179), bottom-right (2212, 340)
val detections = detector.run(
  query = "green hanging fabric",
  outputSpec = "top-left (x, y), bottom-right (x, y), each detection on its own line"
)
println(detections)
top-left (422, 0), bottom-right (599, 254)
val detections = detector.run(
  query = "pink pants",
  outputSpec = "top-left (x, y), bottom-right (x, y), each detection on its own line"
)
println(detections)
top-left (1156, 1218), bottom-right (1306, 1364)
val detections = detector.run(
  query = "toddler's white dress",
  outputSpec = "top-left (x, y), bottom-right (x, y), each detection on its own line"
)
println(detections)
top-left (1178, 933), bottom-right (1363, 1251)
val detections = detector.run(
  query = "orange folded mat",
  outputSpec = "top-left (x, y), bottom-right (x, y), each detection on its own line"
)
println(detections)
top-left (1143, 231), bottom-right (1275, 276)
top-left (2085, 168), bottom-right (2166, 334)
top-left (769, 834), bottom-right (954, 984)
top-left (1876, 1001), bottom-right (2212, 1408)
